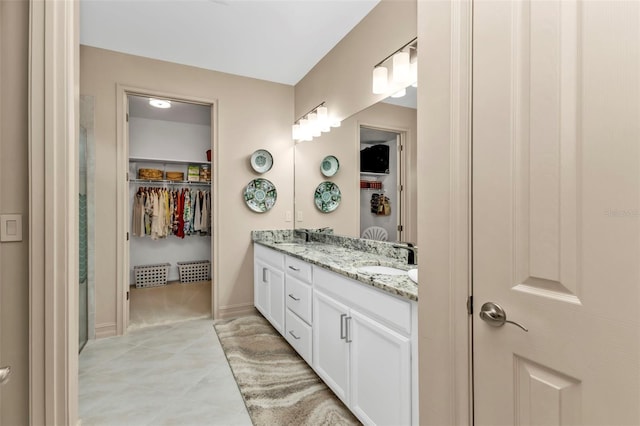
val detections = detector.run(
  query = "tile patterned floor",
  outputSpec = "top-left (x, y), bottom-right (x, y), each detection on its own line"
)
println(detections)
top-left (79, 319), bottom-right (252, 426)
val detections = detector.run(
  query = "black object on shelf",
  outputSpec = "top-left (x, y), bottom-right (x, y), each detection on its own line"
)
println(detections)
top-left (360, 144), bottom-right (390, 174)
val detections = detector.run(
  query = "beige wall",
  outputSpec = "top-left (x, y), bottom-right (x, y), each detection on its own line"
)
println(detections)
top-left (0, 0), bottom-right (29, 424)
top-left (80, 46), bottom-right (294, 333)
top-left (294, 102), bottom-right (417, 242)
top-left (294, 0), bottom-right (416, 122)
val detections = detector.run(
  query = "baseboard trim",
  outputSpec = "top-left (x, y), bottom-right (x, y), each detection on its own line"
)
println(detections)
top-left (218, 303), bottom-right (256, 319)
top-left (95, 322), bottom-right (117, 339)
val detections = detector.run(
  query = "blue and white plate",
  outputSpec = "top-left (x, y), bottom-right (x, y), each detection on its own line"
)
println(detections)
top-left (244, 178), bottom-right (277, 213)
top-left (314, 181), bottom-right (341, 213)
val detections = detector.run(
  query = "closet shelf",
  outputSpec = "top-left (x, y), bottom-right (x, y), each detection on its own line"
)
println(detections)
top-left (130, 178), bottom-right (211, 186)
top-left (360, 172), bottom-right (389, 177)
top-left (130, 157), bottom-right (211, 165)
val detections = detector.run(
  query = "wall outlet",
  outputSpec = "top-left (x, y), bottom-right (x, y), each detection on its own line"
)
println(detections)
top-left (285, 211), bottom-right (292, 222)
top-left (296, 211), bottom-right (303, 222)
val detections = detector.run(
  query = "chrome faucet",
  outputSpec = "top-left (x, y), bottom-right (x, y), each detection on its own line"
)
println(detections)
top-left (392, 242), bottom-right (417, 265)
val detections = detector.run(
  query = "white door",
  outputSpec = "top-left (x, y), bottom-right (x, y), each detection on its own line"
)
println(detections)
top-left (268, 266), bottom-right (285, 334)
top-left (253, 258), bottom-right (270, 317)
top-left (473, 0), bottom-right (639, 424)
top-left (313, 290), bottom-right (350, 404)
top-left (349, 309), bottom-right (410, 426)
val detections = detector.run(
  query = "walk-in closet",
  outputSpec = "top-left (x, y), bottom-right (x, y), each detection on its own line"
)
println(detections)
top-left (127, 94), bottom-right (213, 328)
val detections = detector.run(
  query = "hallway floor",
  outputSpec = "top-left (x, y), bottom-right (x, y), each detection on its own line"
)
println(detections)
top-left (79, 318), bottom-right (252, 425)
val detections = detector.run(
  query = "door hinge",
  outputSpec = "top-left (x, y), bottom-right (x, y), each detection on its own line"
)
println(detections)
top-left (398, 184), bottom-right (403, 192)
top-left (398, 144), bottom-right (403, 152)
top-left (467, 296), bottom-right (473, 315)
top-left (126, 113), bottom-right (129, 122)
top-left (126, 232), bottom-right (129, 241)
top-left (126, 172), bottom-right (129, 181)
top-left (397, 224), bottom-right (403, 232)
top-left (126, 291), bottom-right (129, 301)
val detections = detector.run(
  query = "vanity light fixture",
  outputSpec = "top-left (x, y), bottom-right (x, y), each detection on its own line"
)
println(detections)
top-left (371, 37), bottom-right (418, 96)
top-left (292, 102), bottom-right (340, 142)
top-left (149, 98), bottom-right (171, 109)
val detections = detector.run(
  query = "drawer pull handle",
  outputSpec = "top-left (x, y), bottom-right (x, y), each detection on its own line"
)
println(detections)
top-left (289, 330), bottom-right (301, 340)
top-left (288, 294), bottom-right (300, 301)
top-left (346, 316), bottom-right (353, 343)
top-left (340, 313), bottom-right (347, 340)
top-left (288, 265), bottom-right (301, 272)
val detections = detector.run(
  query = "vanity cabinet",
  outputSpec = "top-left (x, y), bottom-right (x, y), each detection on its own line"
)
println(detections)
top-left (313, 267), bottom-right (412, 426)
top-left (253, 243), bottom-right (416, 425)
top-left (253, 245), bottom-right (285, 334)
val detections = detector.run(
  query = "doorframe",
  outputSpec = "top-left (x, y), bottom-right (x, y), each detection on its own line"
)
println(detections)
top-left (417, 0), bottom-right (473, 425)
top-left (357, 123), bottom-right (409, 242)
top-left (115, 86), bottom-right (219, 333)
top-left (28, 0), bottom-right (79, 424)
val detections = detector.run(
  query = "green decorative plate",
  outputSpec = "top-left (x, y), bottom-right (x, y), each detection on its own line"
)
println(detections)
top-left (244, 178), bottom-right (277, 213)
top-left (320, 155), bottom-right (339, 177)
top-left (314, 181), bottom-right (341, 213)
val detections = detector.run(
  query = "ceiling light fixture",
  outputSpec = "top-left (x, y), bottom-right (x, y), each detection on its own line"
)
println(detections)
top-left (292, 102), bottom-right (340, 143)
top-left (149, 98), bottom-right (171, 109)
top-left (371, 37), bottom-right (418, 97)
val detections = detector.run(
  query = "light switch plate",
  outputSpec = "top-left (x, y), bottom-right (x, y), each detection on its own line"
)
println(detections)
top-left (1, 214), bottom-right (22, 242)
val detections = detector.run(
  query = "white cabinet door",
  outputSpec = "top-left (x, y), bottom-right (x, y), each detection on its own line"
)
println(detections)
top-left (253, 257), bottom-right (284, 334)
top-left (253, 258), bottom-right (270, 317)
top-left (313, 290), bottom-right (350, 404)
top-left (268, 266), bottom-right (285, 334)
top-left (349, 309), bottom-right (411, 426)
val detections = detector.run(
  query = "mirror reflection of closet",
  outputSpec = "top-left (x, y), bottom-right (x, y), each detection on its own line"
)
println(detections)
top-left (360, 127), bottom-right (402, 242)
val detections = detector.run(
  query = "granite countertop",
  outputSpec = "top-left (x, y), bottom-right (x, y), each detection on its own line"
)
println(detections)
top-left (254, 238), bottom-right (418, 302)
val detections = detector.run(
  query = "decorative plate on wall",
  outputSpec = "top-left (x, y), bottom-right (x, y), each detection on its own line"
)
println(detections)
top-left (250, 149), bottom-right (273, 174)
top-left (314, 181), bottom-right (341, 213)
top-left (320, 155), bottom-right (339, 177)
top-left (244, 178), bottom-right (277, 213)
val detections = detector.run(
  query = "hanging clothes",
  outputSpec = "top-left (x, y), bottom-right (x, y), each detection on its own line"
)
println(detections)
top-left (132, 186), bottom-right (211, 239)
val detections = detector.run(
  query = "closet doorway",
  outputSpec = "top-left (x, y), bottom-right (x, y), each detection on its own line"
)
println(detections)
top-left (118, 90), bottom-right (217, 332)
top-left (359, 126), bottom-right (405, 242)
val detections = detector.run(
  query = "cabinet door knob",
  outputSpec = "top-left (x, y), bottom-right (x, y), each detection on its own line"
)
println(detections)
top-left (345, 316), bottom-right (353, 343)
top-left (340, 313), bottom-right (347, 340)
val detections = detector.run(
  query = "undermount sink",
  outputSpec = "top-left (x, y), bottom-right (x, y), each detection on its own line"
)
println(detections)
top-left (356, 265), bottom-right (407, 276)
top-left (407, 268), bottom-right (418, 284)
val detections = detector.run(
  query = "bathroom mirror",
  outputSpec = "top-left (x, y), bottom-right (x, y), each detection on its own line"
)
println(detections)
top-left (294, 86), bottom-right (417, 243)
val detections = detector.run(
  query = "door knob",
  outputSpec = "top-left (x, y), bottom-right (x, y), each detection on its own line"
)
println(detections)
top-left (0, 366), bottom-right (11, 385)
top-left (479, 302), bottom-right (528, 332)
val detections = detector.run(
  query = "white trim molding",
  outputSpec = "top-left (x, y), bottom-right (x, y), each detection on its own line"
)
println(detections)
top-left (28, 0), bottom-right (79, 424)
top-left (417, 0), bottom-right (472, 424)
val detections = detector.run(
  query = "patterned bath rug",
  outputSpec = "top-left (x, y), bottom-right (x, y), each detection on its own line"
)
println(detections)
top-left (213, 314), bottom-right (360, 426)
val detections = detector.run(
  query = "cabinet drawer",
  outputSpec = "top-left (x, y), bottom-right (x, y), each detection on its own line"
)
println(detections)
top-left (255, 244), bottom-right (284, 269)
top-left (286, 309), bottom-right (312, 365)
top-left (285, 276), bottom-right (312, 324)
top-left (314, 266), bottom-right (412, 335)
top-left (285, 256), bottom-right (312, 284)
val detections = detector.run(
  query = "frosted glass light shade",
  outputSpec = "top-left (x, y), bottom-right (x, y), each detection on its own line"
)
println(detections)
top-left (372, 66), bottom-right (388, 94)
top-left (392, 51), bottom-right (410, 84)
top-left (316, 106), bottom-right (328, 122)
top-left (292, 124), bottom-right (301, 140)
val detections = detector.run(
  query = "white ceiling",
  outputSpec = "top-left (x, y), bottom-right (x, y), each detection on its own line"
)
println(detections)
top-left (80, 0), bottom-right (380, 86)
